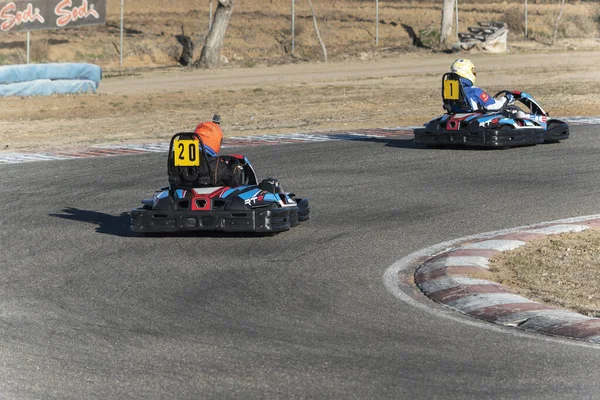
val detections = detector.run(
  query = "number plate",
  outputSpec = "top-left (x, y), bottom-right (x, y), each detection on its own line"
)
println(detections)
top-left (443, 79), bottom-right (460, 100)
top-left (173, 139), bottom-right (201, 167)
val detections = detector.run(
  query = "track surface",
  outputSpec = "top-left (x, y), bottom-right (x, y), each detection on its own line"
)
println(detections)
top-left (2, 127), bottom-right (600, 398)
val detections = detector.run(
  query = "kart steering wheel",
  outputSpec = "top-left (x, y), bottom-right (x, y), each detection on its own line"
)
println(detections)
top-left (493, 90), bottom-right (515, 111)
top-left (493, 90), bottom-right (513, 100)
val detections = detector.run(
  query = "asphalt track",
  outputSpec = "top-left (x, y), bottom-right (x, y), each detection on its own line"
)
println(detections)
top-left (1, 125), bottom-right (600, 399)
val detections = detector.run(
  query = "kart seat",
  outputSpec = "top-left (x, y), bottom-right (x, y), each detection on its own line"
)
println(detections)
top-left (442, 72), bottom-right (473, 113)
top-left (170, 154), bottom-right (253, 189)
top-left (168, 156), bottom-right (217, 188)
top-left (167, 132), bottom-right (257, 189)
top-left (167, 132), bottom-right (220, 189)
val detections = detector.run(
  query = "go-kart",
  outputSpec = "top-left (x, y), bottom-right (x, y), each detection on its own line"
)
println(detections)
top-left (413, 72), bottom-right (570, 148)
top-left (130, 132), bottom-right (309, 234)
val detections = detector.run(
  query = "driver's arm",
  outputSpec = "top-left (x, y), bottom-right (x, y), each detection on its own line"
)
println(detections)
top-left (483, 96), bottom-right (508, 111)
top-left (474, 88), bottom-right (508, 111)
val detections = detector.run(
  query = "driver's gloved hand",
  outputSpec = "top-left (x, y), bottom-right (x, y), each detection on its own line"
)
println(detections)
top-left (505, 93), bottom-right (515, 105)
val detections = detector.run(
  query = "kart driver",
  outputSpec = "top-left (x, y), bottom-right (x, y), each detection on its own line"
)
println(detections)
top-left (449, 59), bottom-right (514, 112)
top-left (193, 114), bottom-right (244, 187)
top-left (194, 114), bottom-right (223, 157)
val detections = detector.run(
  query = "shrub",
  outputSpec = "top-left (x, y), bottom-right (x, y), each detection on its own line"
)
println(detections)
top-left (30, 39), bottom-right (49, 63)
top-left (418, 26), bottom-right (439, 48)
top-left (561, 13), bottom-right (598, 38)
top-left (503, 8), bottom-right (525, 36)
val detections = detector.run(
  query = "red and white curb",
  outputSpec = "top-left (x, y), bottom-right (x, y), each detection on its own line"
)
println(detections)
top-left (3, 115), bottom-right (599, 165)
top-left (0, 128), bottom-right (414, 165)
top-left (384, 215), bottom-right (600, 344)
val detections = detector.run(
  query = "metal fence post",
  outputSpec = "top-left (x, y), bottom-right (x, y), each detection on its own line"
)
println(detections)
top-left (120, 0), bottom-right (124, 68)
top-left (375, 0), bottom-right (379, 47)
top-left (26, 31), bottom-right (30, 64)
top-left (524, 0), bottom-right (528, 38)
top-left (209, 0), bottom-right (213, 30)
top-left (292, 0), bottom-right (295, 54)
top-left (455, 0), bottom-right (459, 37)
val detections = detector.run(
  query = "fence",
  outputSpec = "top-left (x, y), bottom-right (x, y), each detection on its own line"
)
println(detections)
top-left (1, 0), bottom-right (597, 68)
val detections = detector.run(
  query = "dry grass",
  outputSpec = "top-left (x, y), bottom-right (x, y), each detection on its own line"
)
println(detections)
top-left (2, 49), bottom-right (600, 152)
top-left (2, 50), bottom-right (600, 152)
top-left (488, 229), bottom-right (600, 317)
top-left (0, 1), bottom-right (598, 68)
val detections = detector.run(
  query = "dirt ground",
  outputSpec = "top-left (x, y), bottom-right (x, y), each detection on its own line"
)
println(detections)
top-left (1, 0), bottom-right (599, 151)
top-left (2, 50), bottom-right (600, 152)
top-left (488, 229), bottom-right (600, 318)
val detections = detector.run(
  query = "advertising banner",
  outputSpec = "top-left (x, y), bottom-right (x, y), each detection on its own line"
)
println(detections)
top-left (0, 0), bottom-right (106, 32)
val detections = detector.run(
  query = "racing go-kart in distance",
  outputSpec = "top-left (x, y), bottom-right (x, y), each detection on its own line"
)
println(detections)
top-left (130, 132), bottom-right (309, 234)
top-left (414, 72), bottom-right (570, 148)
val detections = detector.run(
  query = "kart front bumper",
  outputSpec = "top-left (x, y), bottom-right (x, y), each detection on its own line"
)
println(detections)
top-left (131, 203), bottom-right (309, 234)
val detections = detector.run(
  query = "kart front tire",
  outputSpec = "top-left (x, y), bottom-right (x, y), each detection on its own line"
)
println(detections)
top-left (544, 122), bottom-right (561, 144)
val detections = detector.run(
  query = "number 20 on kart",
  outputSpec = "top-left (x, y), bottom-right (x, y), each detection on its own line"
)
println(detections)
top-left (173, 139), bottom-right (201, 167)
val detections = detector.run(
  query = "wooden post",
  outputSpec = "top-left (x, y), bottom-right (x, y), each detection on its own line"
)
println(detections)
top-left (306, 0), bottom-right (327, 62)
top-left (440, 0), bottom-right (455, 46)
top-left (292, 0), bottom-right (295, 54)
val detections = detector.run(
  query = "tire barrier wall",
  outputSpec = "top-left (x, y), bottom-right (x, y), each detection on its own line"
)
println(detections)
top-left (454, 21), bottom-right (508, 53)
top-left (0, 63), bottom-right (102, 97)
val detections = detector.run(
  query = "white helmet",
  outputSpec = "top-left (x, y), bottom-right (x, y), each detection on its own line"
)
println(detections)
top-left (450, 59), bottom-right (477, 84)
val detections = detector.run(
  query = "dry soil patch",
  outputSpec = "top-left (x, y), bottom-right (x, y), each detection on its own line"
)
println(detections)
top-left (488, 229), bottom-right (600, 318)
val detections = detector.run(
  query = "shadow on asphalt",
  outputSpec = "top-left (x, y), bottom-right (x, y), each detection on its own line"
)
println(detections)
top-left (50, 208), bottom-right (137, 237)
top-left (49, 207), bottom-right (280, 238)
top-left (350, 136), bottom-right (525, 151)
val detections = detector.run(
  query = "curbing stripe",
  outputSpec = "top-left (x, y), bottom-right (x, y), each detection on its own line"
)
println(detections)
top-left (468, 302), bottom-right (555, 322)
top-left (383, 213), bottom-right (600, 347)
top-left (428, 284), bottom-right (514, 304)
top-left (418, 276), bottom-right (497, 294)
top-left (2, 117), bottom-right (599, 165)
top-left (444, 248), bottom-right (500, 257)
top-left (446, 293), bottom-right (537, 313)
top-left (418, 256), bottom-right (491, 274)
top-left (490, 232), bottom-right (546, 241)
top-left (495, 309), bottom-right (593, 327)
top-left (522, 224), bottom-right (589, 234)
top-left (0, 127), bottom-right (414, 165)
top-left (407, 217), bottom-right (600, 343)
top-left (512, 311), bottom-right (595, 337)
top-left (415, 265), bottom-right (488, 283)
top-left (461, 239), bottom-right (526, 251)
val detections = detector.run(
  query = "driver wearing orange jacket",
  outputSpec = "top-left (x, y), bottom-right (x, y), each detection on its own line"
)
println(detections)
top-left (194, 114), bottom-right (223, 157)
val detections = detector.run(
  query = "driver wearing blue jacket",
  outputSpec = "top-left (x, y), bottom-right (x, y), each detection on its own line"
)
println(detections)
top-left (449, 59), bottom-right (513, 112)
